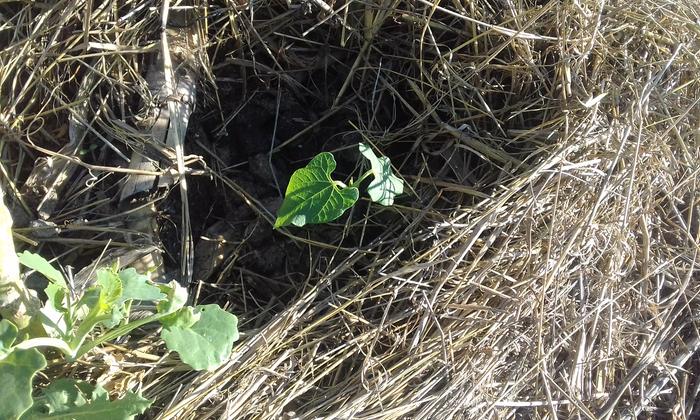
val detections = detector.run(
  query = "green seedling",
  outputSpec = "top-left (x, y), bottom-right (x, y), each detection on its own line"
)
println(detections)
top-left (0, 251), bottom-right (240, 419)
top-left (274, 143), bottom-right (404, 228)
top-left (20, 378), bottom-right (152, 419)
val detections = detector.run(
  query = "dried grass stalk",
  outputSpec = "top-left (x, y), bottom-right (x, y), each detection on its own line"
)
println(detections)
top-left (1, 0), bottom-right (699, 418)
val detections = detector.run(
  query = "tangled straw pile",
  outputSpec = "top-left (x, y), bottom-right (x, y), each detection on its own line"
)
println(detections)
top-left (2, 0), bottom-right (700, 418)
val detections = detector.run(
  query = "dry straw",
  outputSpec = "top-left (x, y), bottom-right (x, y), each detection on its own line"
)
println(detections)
top-left (1, 0), bottom-right (699, 418)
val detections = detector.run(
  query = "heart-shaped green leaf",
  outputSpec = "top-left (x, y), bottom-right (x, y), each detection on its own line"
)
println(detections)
top-left (358, 143), bottom-right (404, 206)
top-left (274, 152), bottom-right (359, 228)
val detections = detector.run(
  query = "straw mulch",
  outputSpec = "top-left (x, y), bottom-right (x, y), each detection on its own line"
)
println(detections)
top-left (1, 0), bottom-right (699, 418)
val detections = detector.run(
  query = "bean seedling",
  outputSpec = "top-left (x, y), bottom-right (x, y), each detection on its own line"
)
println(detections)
top-left (274, 143), bottom-right (404, 228)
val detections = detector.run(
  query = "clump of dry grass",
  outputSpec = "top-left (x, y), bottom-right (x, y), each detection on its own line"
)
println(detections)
top-left (2, 0), bottom-right (700, 418)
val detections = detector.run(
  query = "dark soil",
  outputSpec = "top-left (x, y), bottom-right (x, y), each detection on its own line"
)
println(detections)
top-left (11, 3), bottom-right (501, 325)
top-left (160, 84), bottom-right (398, 313)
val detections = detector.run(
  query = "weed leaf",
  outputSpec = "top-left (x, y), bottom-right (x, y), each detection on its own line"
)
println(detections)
top-left (38, 302), bottom-right (69, 339)
top-left (21, 378), bottom-right (151, 419)
top-left (22, 254), bottom-right (72, 338)
top-left (118, 268), bottom-right (165, 304)
top-left (0, 319), bottom-right (18, 356)
top-left (18, 251), bottom-right (66, 288)
top-left (0, 347), bottom-right (46, 419)
top-left (156, 281), bottom-right (188, 316)
top-left (78, 269), bottom-right (125, 332)
top-left (161, 304), bottom-right (239, 371)
top-left (274, 152), bottom-right (359, 228)
top-left (95, 269), bottom-right (123, 311)
top-left (160, 306), bottom-right (200, 329)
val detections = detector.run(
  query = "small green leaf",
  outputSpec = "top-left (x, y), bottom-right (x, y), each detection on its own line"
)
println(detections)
top-left (18, 251), bottom-right (67, 288)
top-left (118, 268), bottom-right (165, 304)
top-left (274, 152), bottom-right (359, 228)
top-left (39, 303), bottom-right (69, 339)
top-left (160, 306), bottom-right (200, 329)
top-left (156, 281), bottom-right (188, 316)
top-left (358, 143), bottom-right (404, 206)
top-left (90, 269), bottom-right (125, 328)
top-left (95, 269), bottom-right (123, 312)
top-left (0, 319), bottom-right (18, 356)
top-left (22, 378), bottom-right (151, 419)
top-left (74, 288), bottom-right (100, 321)
top-left (40, 270), bottom-right (70, 339)
top-left (76, 269), bottom-right (126, 336)
top-left (161, 304), bottom-right (239, 371)
top-left (44, 283), bottom-right (66, 312)
top-left (23, 378), bottom-right (90, 417)
top-left (0, 348), bottom-right (46, 419)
